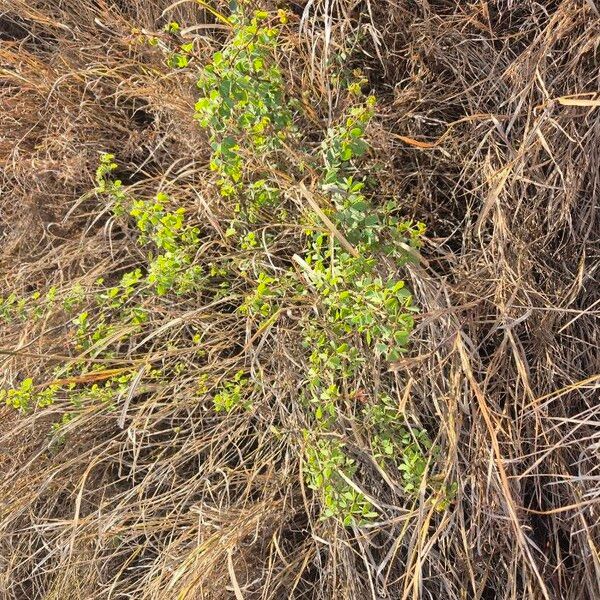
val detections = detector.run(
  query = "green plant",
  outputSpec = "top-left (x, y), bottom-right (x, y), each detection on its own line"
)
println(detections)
top-left (166, 42), bottom-right (193, 69)
top-left (95, 153), bottom-right (126, 213)
top-left (1, 378), bottom-right (34, 412)
top-left (365, 395), bottom-right (432, 493)
top-left (304, 435), bottom-right (377, 525)
top-left (291, 92), bottom-right (434, 519)
top-left (240, 231), bottom-right (258, 250)
top-left (164, 21), bottom-right (180, 34)
top-left (4, 11), bottom-right (452, 533)
top-left (1, 378), bottom-right (59, 413)
top-left (96, 180), bottom-right (206, 297)
top-left (0, 293), bottom-right (24, 322)
top-left (239, 271), bottom-right (297, 321)
top-left (194, 10), bottom-right (294, 197)
top-left (321, 96), bottom-right (375, 186)
top-left (62, 283), bottom-right (86, 312)
top-left (4, 155), bottom-right (216, 429)
top-left (190, 12), bottom-right (440, 524)
top-left (213, 370), bottom-right (252, 413)
top-left (300, 249), bottom-right (417, 362)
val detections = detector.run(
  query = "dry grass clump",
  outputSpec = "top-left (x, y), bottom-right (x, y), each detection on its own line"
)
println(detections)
top-left (1, 1), bottom-right (599, 599)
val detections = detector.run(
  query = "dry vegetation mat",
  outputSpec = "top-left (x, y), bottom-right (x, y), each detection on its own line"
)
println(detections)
top-left (0, 1), bottom-right (599, 598)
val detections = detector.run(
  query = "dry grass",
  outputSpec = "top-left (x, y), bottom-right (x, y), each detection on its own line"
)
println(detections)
top-left (1, 1), bottom-right (599, 599)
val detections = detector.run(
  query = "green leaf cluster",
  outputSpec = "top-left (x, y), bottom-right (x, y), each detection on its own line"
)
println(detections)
top-left (195, 10), bottom-right (293, 198)
top-left (304, 436), bottom-right (377, 525)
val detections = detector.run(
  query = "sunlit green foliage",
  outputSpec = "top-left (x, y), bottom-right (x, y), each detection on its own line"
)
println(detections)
top-left (1, 8), bottom-right (451, 528)
top-left (213, 370), bottom-right (252, 413)
top-left (304, 435), bottom-right (377, 525)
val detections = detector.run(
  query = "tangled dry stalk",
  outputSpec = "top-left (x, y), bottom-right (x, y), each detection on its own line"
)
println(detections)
top-left (1, 1), bottom-right (599, 599)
